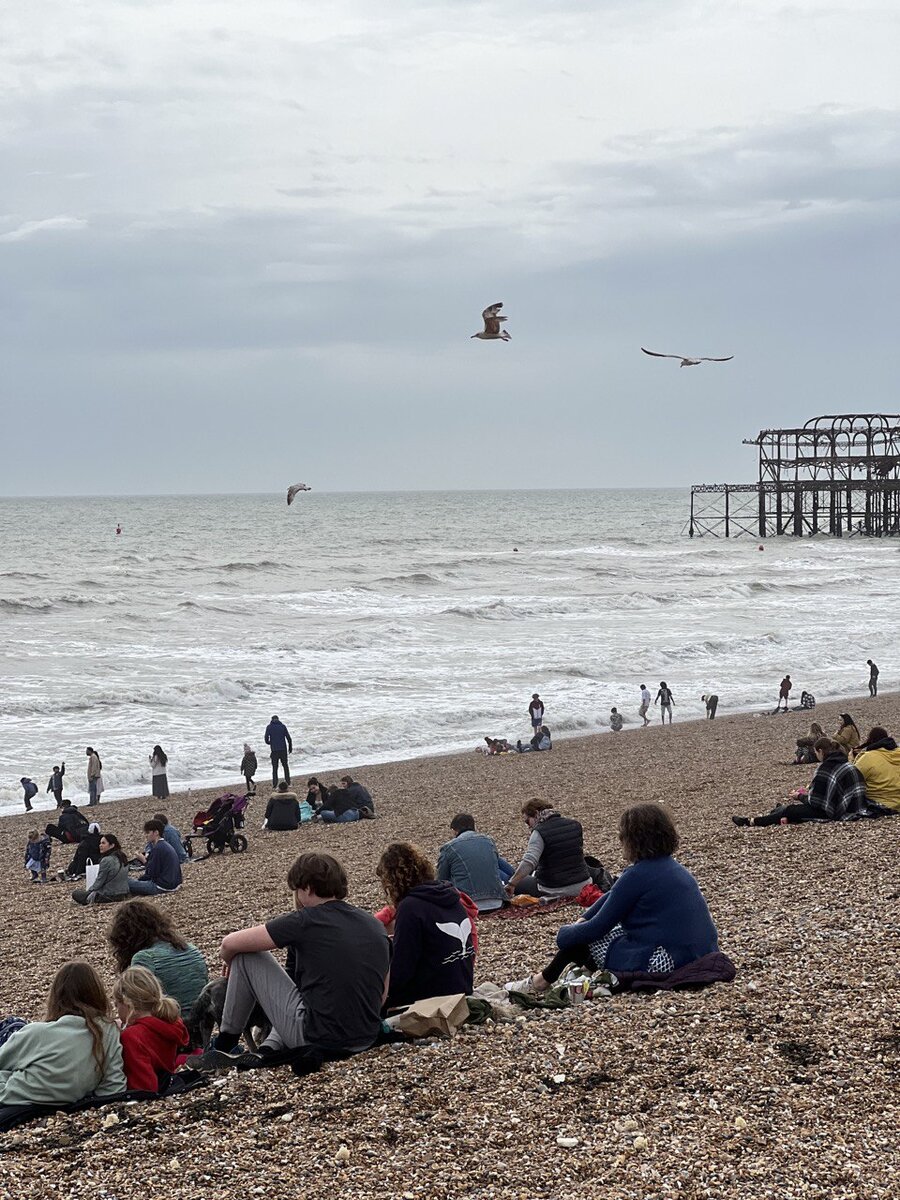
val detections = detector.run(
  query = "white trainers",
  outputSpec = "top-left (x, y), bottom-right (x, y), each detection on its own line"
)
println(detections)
top-left (504, 976), bottom-right (537, 994)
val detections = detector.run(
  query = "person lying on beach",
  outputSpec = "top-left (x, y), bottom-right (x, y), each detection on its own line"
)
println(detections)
top-left (732, 738), bottom-right (884, 826)
top-left (833, 713), bottom-right (861, 753)
top-left (0, 961), bottom-right (125, 1105)
top-left (505, 805), bottom-right (719, 995)
top-left (436, 813), bottom-right (514, 912)
top-left (72, 834), bottom-right (130, 905)
top-left (504, 799), bottom-right (592, 899)
top-left (851, 727), bottom-right (900, 813)
top-left (376, 842), bottom-right (475, 1011)
top-left (193, 852), bottom-right (389, 1070)
top-left (107, 900), bottom-right (209, 1024)
top-left (113, 966), bottom-right (189, 1094)
top-left (483, 737), bottom-right (513, 755)
top-left (45, 799), bottom-right (89, 845)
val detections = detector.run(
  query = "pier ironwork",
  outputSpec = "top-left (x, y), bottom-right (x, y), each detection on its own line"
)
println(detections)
top-left (689, 414), bottom-right (900, 537)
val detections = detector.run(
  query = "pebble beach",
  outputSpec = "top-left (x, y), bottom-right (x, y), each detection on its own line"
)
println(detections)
top-left (1, 695), bottom-right (898, 1199)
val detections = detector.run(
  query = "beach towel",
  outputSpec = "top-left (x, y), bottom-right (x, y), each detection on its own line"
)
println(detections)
top-left (481, 895), bottom-right (579, 921)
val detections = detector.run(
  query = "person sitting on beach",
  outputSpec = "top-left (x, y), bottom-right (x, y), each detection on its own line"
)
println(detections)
top-left (24, 829), bottom-right (51, 883)
top-left (483, 736), bottom-right (513, 755)
top-left (318, 776), bottom-right (375, 823)
top-left (436, 813), bottom-right (513, 913)
top-left (340, 775), bottom-right (375, 815)
top-left (799, 690), bottom-right (816, 711)
top-left (263, 781), bottom-right (303, 831)
top-left (376, 842), bottom-right (476, 1010)
top-left (732, 738), bottom-right (877, 826)
top-left (128, 821), bottom-right (182, 896)
top-left (609, 708), bottom-right (624, 732)
top-left (240, 743), bottom-right (257, 795)
top-left (516, 726), bottom-right (552, 753)
top-left (194, 852), bottom-right (390, 1069)
top-left (113, 966), bottom-right (189, 1094)
top-left (151, 813), bottom-right (189, 863)
top-left (0, 961), bottom-right (126, 1105)
top-left (46, 798), bottom-right (89, 845)
top-left (72, 834), bottom-right (131, 905)
top-left (107, 900), bottom-right (209, 1023)
top-left (506, 805), bottom-right (719, 994)
top-left (305, 777), bottom-right (329, 811)
top-left (833, 713), bottom-right (861, 753)
top-left (852, 727), bottom-right (900, 813)
top-left (504, 799), bottom-right (592, 899)
top-left (655, 682), bottom-right (675, 724)
top-left (792, 737), bottom-right (818, 766)
top-left (61, 821), bottom-right (102, 880)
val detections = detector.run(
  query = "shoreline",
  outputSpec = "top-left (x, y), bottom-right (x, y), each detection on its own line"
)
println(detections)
top-left (3, 687), bottom-right (892, 826)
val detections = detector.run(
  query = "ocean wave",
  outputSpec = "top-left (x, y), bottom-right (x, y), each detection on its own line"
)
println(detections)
top-left (177, 599), bottom-right (243, 616)
top-left (220, 560), bottom-right (282, 572)
top-left (377, 572), bottom-right (441, 586)
top-left (0, 677), bottom-right (256, 718)
top-left (441, 600), bottom-right (532, 621)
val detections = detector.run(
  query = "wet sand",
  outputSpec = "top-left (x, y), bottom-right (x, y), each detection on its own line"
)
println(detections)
top-left (0, 694), bottom-right (897, 1199)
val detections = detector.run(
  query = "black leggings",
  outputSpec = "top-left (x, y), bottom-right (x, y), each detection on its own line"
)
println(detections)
top-left (542, 944), bottom-right (596, 983)
top-left (752, 802), bottom-right (821, 827)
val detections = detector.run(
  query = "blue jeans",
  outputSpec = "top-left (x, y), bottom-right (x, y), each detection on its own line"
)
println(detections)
top-left (320, 809), bottom-right (360, 824)
top-left (498, 858), bottom-right (515, 883)
top-left (88, 779), bottom-right (99, 805)
top-left (128, 879), bottom-right (176, 896)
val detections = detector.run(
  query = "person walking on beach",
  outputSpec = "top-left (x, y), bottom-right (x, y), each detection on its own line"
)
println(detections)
top-left (47, 762), bottom-right (65, 805)
top-left (528, 694), bottom-right (545, 734)
top-left (149, 745), bottom-right (169, 800)
top-left (867, 659), bottom-right (879, 697)
top-left (240, 743), bottom-right (257, 795)
top-left (264, 716), bottom-right (293, 787)
top-left (86, 747), bottom-right (103, 806)
top-left (638, 684), bottom-right (652, 727)
top-left (20, 777), bottom-right (38, 812)
top-left (776, 675), bottom-right (792, 713)
top-left (655, 682), bottom-right (675, 725)
top-left (702, 694), bottom-right (718, 719)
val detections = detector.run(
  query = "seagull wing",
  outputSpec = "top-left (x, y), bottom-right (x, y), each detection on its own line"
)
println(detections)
top-left (699, 356), bottom-right (734, 362)
top-left (641, 348), bottom-right (683, 359)
top-left (482, 302), bottom-right (507, 335)
top-left (287, 483), bottom-right (306, 505)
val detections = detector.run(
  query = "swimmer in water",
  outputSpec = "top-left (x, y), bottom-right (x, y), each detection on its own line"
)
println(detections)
top-left (116, 524), bottom-right (122, 535)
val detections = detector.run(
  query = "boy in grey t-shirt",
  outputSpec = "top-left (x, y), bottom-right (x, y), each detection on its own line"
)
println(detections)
top-left (196, 852), bottom-right (389, 1067)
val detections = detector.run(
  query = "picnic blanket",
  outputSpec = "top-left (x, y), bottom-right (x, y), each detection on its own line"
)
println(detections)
top-left (482, 896), bottom-right (579, 921)
top-left (610, 952), bottom-right (737, 993)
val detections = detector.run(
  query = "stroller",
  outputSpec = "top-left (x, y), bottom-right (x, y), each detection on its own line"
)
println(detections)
top-left (185, 793), bottom-right (250, 858)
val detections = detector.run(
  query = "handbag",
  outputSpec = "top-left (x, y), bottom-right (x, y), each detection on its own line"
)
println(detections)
top-left (393, 994), bottom-right (469, 1038)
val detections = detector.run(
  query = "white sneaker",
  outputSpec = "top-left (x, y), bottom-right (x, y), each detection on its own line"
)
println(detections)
top-left (505, 977), bottom-right (537, 994)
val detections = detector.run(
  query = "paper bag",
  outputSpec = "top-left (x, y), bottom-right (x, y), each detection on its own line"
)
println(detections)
top-left (394, 993), bottom-right (469, 1038)
top-left (85, 862), bottom-right (100, 891)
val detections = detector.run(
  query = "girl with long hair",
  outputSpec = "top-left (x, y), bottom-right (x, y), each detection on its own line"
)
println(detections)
top-left (107, 900), bottom-right (208, 1020)
top-left (149, 745), bottom-right (169, 800)
top-left (833, 713), bottom-right (861, 753)
top-left (0, 961), bottom-right (125, 1104)
top-left (72, 834), bottom-right (130, 906)
top-left (113, 966), bottom-right (189, 1093)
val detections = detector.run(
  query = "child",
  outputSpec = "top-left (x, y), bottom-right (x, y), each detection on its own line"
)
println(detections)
top-left (24, 829), bottom-right (51, 883)
top-left (610, 708), bottom-right (624, 732)
top-left (113, 966), bottom-right (188, 1093)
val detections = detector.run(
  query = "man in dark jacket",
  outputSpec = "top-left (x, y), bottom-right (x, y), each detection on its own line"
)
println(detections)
top-left (264, 781), bottom-right (301, 831)
top-left (318, 783), bottom-right (364, 824)
top-left (128, 820), bottom-right (183, 895)
top-left (338, 775), bottom-right (375, 817)
top-left (47, 762), bottom-right (66, 804)
top-left (20, 777), bottom-right (38, 812)
top-left (46, 799), bottom-right (89, 844)
top-left (505, 799), bottom-right (591, 898)
top-left (436, 814), bottom-right (511, 912)
top-left (264, 716), bottom-right (293, 787)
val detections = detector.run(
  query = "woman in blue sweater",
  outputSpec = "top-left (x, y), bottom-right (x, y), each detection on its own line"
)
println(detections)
top-left (507, 804), bottom-right (718, 993)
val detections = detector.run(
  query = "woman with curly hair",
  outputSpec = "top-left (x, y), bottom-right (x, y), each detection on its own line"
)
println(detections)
top-left (506, 804), bottom-right (719, 994)
top-left (376, 842), bottom-right (475, 1010)
top-left (107, 899), bottom-right (208, 1020)
top-left (0, 961), bottom-right (125, 1104)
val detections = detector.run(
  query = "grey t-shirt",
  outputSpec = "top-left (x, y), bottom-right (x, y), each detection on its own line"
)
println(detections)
top-left (266, 901), bottom-right (390, 1052)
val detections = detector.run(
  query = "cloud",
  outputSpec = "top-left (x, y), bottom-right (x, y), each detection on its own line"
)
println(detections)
top-left (0, 215), bottom-right (87, 243)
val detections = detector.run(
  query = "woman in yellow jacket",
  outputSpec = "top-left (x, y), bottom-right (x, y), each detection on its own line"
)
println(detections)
top-left (853, 727), bottom-right (900, 812)
top-left (833, 714), bottom-right (860, 753)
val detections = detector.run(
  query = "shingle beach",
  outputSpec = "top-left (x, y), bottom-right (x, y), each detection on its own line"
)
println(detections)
top-left (1, 695), bottom-right (898, 1199)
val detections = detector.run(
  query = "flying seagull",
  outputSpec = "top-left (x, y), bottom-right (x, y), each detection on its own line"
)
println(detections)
top-left (286, 483), bottom-right (311, 505)
top-left (471, 302), bottom-right (511, 341)
top-left (641, 348), bottom-right (734, 368)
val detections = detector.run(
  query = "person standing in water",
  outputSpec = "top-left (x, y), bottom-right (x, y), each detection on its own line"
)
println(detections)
top-left (655, 682), bottom-right (674, 725)
top-left (867, 660), bottom-right (879, 698)
top-left (702, 694), bottom-right (718, 719)
top-left (528, 694), bottom-right (545, 734)
top-left (638, 684), bottom-right (652, 727)
top-left (777, 675), bottom-right (792, 713)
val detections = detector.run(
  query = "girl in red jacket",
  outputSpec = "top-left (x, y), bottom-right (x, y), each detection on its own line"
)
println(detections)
top-left (113, 966), bottom-right (188, 1093)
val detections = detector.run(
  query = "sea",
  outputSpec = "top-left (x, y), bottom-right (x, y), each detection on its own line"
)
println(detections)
top-left (1, 489), bottom-right (893, 816)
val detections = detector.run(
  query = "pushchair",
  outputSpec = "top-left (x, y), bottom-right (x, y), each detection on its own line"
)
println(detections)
top-left (185, 793), bottom-right (250, 858)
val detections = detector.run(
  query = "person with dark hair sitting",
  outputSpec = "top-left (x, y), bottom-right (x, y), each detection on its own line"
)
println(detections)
top-left (194, 852), bottom-right (389, 1070)
top-left (71, 834), bottom-right (130, 905)
top-left (505, 799), bottom-right (592, 898)
top-left (852, 727), bottom-right (900, 812)
top-left (506, 805), bottom-right (719, 994)
top-left (263, 781), bottom-right (302, 831)
top-left (107, 899), bottom-right (208, 1021)
top-left (833, 713), bottom-right (861, 754)
top-left (127, 821), bottom-right (183, 896)
top-left (46, 799), bottom-right (89, 845)
top-left (436, 814), bottom-right (513, 912)
top-left (733, 738), bottom-right (875, 826)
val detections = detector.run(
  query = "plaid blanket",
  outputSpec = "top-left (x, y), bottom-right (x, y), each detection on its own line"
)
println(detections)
top-left (481, 896), bottom-right (579, 921)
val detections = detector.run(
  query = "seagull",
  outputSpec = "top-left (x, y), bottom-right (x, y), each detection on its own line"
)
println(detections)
top-left (641, 348), bottom-right (734, 368)
top-left (471, 302), bottom-right (511, 341)
top-left (286, 482), bottom-right (311, 506)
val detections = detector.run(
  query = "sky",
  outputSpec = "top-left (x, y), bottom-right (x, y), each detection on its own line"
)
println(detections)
top-left (1, 0), bottom-right (899, 494)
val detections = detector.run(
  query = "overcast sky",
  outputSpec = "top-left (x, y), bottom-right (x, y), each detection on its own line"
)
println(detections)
top-left (2, 0), bottom-right (898, 494)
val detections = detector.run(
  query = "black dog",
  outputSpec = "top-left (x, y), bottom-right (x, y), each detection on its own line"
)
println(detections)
top-left (188, 978), bottom-right (272, 1051)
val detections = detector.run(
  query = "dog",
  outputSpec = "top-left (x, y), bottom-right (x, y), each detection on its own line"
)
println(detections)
top-left (188, 978), bottom-right (272, 1051)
